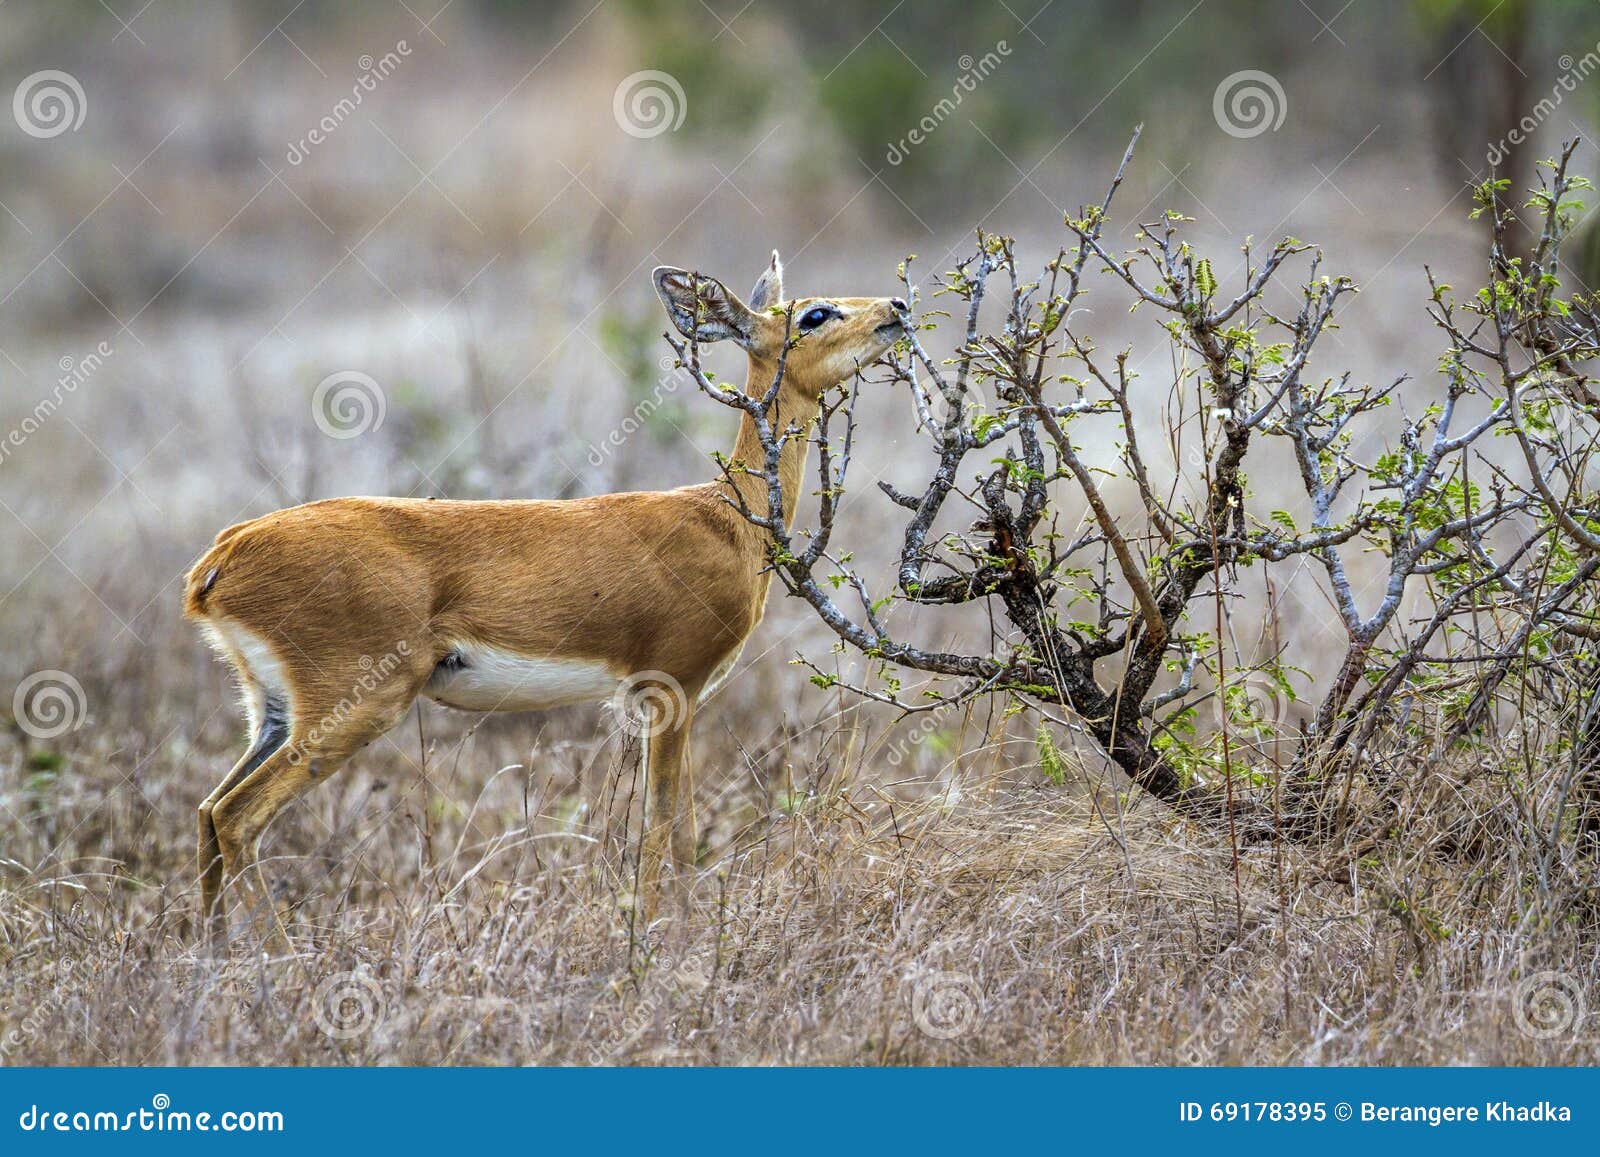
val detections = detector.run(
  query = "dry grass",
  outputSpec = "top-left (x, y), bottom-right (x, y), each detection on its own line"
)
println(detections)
top-left (1, 675), bottom-right (1592, 1064)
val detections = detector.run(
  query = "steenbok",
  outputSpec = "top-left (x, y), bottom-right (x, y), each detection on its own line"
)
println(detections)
top-left (185, 253), bottom-right (907, 945)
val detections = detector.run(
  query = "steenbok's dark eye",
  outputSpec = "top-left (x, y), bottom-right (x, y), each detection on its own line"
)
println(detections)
top-left (799, 306), bottom-right (835, 331)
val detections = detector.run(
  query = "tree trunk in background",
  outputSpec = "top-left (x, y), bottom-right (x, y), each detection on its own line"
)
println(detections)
top-left (1486, 0), bottom-right (1532, 265)
top-left (1431, 0), bottom-right (1533, 264)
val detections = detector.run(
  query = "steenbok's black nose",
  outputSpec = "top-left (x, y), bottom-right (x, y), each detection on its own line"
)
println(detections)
top-left (890, 297), bottom-right (908, 312)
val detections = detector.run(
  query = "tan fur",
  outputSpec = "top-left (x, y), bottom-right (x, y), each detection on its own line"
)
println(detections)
top-left (184, 253), bottom-right (905, 946)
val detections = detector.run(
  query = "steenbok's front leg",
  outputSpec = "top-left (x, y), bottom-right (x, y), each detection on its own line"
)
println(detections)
top-left (637, 697), bottom-right (695, 921)
top-left (672, 745), bottom-right (698, 868)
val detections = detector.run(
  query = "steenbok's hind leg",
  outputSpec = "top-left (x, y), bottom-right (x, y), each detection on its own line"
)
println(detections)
top-left (198, 702), bottom-right (288, 949)
top-left (211, 679), bottom-right (423, 947)
top-left (212, 744), bottom-right (325, 949)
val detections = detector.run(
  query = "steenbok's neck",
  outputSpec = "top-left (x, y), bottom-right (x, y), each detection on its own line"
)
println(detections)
top-left (723, 362), bottom-right (821, 530)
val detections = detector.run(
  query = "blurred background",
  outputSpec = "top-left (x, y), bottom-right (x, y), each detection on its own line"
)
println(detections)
top-left (3, 0), bottom-right (1600, 826)
top-left (3, 0), bottom-right (1600, 1065)
top-left (6, 0), bottom-right (1600, 799)
top-left (3, 0), bottom-right (1598, 652)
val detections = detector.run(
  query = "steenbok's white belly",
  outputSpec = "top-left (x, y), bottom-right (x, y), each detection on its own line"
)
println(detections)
top-left (424, 644), bottom-right (619, 713)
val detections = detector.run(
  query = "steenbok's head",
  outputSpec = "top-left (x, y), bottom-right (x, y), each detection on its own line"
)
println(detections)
top-left (653, 251), bottom-right (907, 397)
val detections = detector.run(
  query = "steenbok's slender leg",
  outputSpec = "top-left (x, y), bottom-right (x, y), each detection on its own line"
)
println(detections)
top-left (210, 668), bottom-right (425, 948)
top-left (198, 719), bottom-right (287, 948)
top-left (638, 701), bottom-right (695, 919)
top-left (672, 749), bottom-right (698, 868)
top-left (211, 744), bottom-right (325, 949)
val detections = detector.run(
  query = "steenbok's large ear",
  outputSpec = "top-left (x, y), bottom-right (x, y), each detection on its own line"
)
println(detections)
top-left (653, 267), bottom-right (757, 347)
top-left (747, 249), bottom-right (784, 311)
